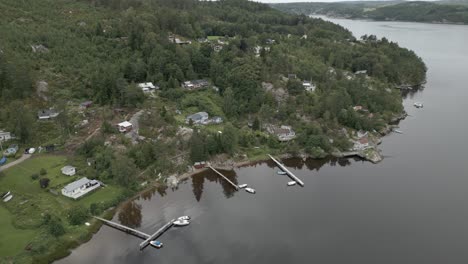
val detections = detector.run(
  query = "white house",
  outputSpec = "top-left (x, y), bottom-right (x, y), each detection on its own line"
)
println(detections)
top-left (118, 121), bottom-right (133, 133)
top-left (138, 82), bottom-right (158, 93)
top-left (0, 131), bottom-right (12, 142)
top-left (61, 165), bottom-right (76, 176)
top-left (61, 177), bottom-right (101, 199)
top-left (267, 125), bottom-right (296, 141)
top-left (354, 137), bottom-right (370, 150)
top-left (37, 109), bottom-right (59, 120)
top-left (302, 81), bottom-right (316, 92)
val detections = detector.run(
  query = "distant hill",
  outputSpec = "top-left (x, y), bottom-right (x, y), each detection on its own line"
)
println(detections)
top-left (271, 1), bottom-right (468, 24)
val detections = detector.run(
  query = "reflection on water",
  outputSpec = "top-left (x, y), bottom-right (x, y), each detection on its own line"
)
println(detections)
top-left (191, 169), bottom-right (238, 201)
top-left (117, 201), bottom-right (142, 228)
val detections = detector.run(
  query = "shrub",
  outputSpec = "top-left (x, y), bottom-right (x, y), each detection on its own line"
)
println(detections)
top-left (31, 173), bottom-right (39, 180)
top-left (67, 206), bottom-right (89, 225)
top-left (47, 216), bottom-right (65, 237)
top-left (40, 168), bottom-right (47, 175)
top-left (39, 178), bottom-right (50, 188)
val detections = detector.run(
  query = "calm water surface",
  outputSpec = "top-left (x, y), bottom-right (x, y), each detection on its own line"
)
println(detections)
top-left (57, 19), bottom-right (468, 264)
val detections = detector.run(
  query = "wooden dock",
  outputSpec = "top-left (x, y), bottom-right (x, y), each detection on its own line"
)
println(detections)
top-left (93, 216), bottom-right (176, 250)
top-left (208, 165), bottom-right (239, 190)
top-left (268, 154), bottom-right (304, 186)
top-left (139, 219), bottom-right (175, 250)
top-left (93, 216), bottom-right (150, 239)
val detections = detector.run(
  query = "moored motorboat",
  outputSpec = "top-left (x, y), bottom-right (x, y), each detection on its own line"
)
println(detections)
top-left (393, 129), bottom-right (403, 134)
top-left (178, 215), bottom-right (191, 221)
top-left (238, 184), bottom-right (248, 188)
top-left (414, 102), bottom-right (423, 108)
top-left (173, 219), bottom-right (190, 226)
top-left (245, 187), bottom-right (256, 194)
top-left (3, 194), bottom-right (13, 202)
top-left (150, 240), bottom-right (163, 248)
top-left (277, 171), bottom-right (287, 175)
top-left (287, 181), bottom-right (297, 186)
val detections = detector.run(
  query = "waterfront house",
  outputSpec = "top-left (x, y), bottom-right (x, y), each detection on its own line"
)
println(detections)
top-left (61, 177), bottom-right (101, 199)
top-left (61, 165), bottom-right (76, 176)
top-left (117, 121), bottom-right (133, 133)
top-left (37, 109), bottom-right (59, 120)
top-left (193, 161), bottom-right (207, 169)
top-left (354, 137), bottom-right (370, 150)
top-left (0, 131), bottom-right (12, 142)
top-left (186, 112), bottom-right (209, 125)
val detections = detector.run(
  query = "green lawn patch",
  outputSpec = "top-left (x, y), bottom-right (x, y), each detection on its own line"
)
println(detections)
top-left (207, 35), bottom-right (222, 41)
top-left (0, 206), bottom-right (38, 257)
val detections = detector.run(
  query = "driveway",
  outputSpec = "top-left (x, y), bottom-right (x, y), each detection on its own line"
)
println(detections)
top-left (0, 154), bottom-right (32, 172)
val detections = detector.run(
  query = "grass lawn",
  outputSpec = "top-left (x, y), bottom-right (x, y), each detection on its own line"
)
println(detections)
top-left (0, 206), bottom-right (38, 257)
top-left (207, 35), bottom-right (222, 41)
top-left (0, 155), bottom-right (124, 259)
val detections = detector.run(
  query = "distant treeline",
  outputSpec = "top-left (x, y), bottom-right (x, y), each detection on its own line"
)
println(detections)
top-left (271, 1), bottom-right (468, 24)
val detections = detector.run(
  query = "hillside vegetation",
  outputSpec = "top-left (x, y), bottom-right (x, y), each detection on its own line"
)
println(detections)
top-left (272, 1), bottom-right (468, 24)
top-left (0, 0), bottom-right (426, 262)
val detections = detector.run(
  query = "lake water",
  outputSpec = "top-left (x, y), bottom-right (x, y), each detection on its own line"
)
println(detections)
top-left (57, 18), bottom-right (468, 264)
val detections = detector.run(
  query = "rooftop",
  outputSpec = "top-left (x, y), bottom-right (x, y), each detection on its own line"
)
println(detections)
top-left (63, 177), bottom-right (90, 192)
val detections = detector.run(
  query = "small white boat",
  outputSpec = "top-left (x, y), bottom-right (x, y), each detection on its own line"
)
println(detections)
top-left (287, 181), bottom-right (297, 186)
top-left (178, 216), bottom-right (191, 221)
top-left (414, 102), bottom-right (423, 108)
top-left (245, 187), bottom-right (256, 194)
top-left (238, 184), bottom-right (248, 188)
top-left (393, 129), bottom-right (403, 134)
top-left (173, 219), bottom-right (190, 226)
top-left (3, 194), bottom-right (13, 202)
top-left (277, 171), bottom-right (287, 175)
top-left (1, 191), bottom-right (10, 199)
top-left (150, 240), bottom-right (163, 248)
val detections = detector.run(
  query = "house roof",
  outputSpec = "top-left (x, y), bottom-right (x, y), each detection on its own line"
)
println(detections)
top-left (61, 165), bottom-right (76, 172)
top-left (138, 82), bottom-right (156, 89)
top-left (118, 121), bottom-right (132, 127)
top-left (359, 137), bottom-right (369, 144)
top-left (63, 177), bottom-right (90, 192)
top-left (187, 112), bottom-right (209, 121)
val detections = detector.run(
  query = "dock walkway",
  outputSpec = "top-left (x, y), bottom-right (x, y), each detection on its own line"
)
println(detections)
top-left (93, 216), bottom-right (176, 250)
top-left (268, 154), bottom-right (304, 186)
top-left (208, 165), bottom-right (239, 190)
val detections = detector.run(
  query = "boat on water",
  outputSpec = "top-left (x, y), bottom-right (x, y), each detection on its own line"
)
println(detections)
top-left (150, 240), bottom-right (163, 248)
top-left (414, 102), bottom-right (423, 108)
top-left (245, 187), bottom-right (256, 194)
top-left (178, 216), bottom-right (191, 221)
top-left (3, 194), bottom-right (13, 202)
top-left (277, 171), bottom-right (287, 175)
top-left (287, 181), bottom-right (297, 186)
top-left (393, 129), bottom-right (403, 134)
top-left (238, 184), bottom-right (248, 188)
top-left (1, 191), bottom-right (10, 199)
top-left (173, 219), bottom-right (190, 226)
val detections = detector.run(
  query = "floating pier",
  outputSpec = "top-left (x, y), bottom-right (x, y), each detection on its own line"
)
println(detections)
top-left (268, 154), bottom-right (304, 187)
top-left (139, 219), bottom-right (175, 250)
top-left (208, 165), bottom-right (239, 190)
top-left (93, 216), bottom-right (175, 250)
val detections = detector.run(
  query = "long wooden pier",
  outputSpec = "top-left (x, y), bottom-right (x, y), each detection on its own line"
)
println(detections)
top-left (268, 154), bottom-right (304, 186)
top-left (93, 216), bottom-right (176, 250)
top-left (93, 216), bottom-right (150, 239)
top-left (139, 219), bottom-right (175, 250)
top-left (208, 165), bottom-right (239, 190)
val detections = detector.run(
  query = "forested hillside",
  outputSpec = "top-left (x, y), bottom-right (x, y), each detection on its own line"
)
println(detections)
top-left (0, 1), bottom-right (426, 262)
top-left (272, 1), bottom-right (468, 24)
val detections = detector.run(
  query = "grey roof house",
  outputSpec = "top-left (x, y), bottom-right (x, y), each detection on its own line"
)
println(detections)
top-left (38, 109), bottom-right (59, 120)
top-left (61, 177), bottom-right (101, 199)
top-left (186, 112), bottom-right (209, 124)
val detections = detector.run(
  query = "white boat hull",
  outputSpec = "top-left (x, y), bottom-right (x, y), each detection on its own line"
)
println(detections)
top-left (3, 194), bottom-right (13, 202)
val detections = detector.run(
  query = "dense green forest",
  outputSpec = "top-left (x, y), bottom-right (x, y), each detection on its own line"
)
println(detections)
top-left (272, 1), bottom-right (468, 24)
top-left (0, 0), bottom-right (426, 262)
